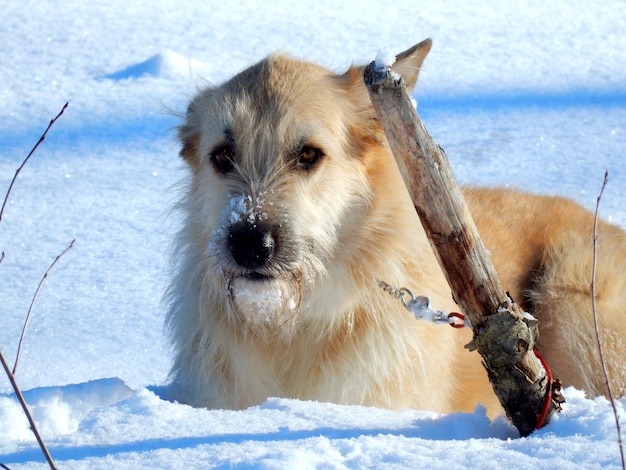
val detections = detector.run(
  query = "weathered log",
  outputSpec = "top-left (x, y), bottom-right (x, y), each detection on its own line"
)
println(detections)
top-left (364, 58), bottom-right (563, 436)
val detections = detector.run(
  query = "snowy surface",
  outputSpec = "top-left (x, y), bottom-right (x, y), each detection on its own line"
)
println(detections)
top-left (1, 1), bottom-right (625, 468)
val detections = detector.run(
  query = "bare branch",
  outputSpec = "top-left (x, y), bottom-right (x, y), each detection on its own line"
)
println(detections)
top-left (0, 349), bottom-right (57, 469)
top-left (591, 171), bottom-right (625, 469)
top-left (0, 102), bottom-right (68, 228)
top-left (0, 103), bottom-right (69, 470)
top-left (13, 238), bottom-right (76, 375)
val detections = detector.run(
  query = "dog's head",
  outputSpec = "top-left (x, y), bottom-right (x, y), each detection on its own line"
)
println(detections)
top-left (177, 40), bottom-right (431, 336)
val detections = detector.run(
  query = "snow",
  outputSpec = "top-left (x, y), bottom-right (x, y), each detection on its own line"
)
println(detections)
top-left (1, 0), bottom-right (625, 468)
top-left (375, 48), bottom-right (396, 68)
top-left (231, 279), bottom-right (286, 321)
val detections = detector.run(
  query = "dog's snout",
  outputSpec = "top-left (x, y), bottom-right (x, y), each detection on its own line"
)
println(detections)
top-left (228, 225), bottom-right (276, 270)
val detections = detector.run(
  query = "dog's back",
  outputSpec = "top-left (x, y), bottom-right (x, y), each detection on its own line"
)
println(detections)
top-left (466, 187), bottom-right (626, 398)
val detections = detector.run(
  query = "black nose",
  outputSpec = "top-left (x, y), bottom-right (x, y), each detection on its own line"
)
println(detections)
top-left (228, 224), bottom-right (276, 270)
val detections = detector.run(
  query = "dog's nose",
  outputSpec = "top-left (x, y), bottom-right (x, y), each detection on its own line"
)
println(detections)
top-left (228, 225), bottom-right (275, 270)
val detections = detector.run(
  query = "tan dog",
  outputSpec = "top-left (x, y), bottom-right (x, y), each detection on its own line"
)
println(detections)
top-left (165, 39), bottom-right (625, 416)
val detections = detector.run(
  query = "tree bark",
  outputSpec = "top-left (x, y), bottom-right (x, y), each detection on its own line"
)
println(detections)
top-left (364, 62), bottom-right (563, 436)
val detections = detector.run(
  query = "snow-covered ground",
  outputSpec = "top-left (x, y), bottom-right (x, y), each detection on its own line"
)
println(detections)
top-left (1, 1), bottom-right (625, 468)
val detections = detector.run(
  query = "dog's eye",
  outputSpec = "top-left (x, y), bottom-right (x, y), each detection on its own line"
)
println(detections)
top-left (210, 144), bottom-right (235, 173)
top-left (298, 146), bottom-right (323, 170)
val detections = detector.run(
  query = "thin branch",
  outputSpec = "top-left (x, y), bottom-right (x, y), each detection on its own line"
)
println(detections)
top-left (0, 349), bottom-right (57, 469)
top-left (591, 170), bottom-right (624, 469)
top-left (13, 238), bottom-right (75, 375)
top-left (0, 102), bottom-right (68, 228)
top-left (0, 103), bottom-right (69, 470)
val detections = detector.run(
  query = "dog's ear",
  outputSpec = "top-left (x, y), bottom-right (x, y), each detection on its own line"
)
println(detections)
top-left (391, 38), bottom-right (432, 92)
top-left (178, 92), bottom-right (207, 168)
top-left (339, 38), bottom-right (432, 109)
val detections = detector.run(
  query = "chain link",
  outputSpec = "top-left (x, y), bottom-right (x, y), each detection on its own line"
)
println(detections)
top-left (378, 280), bottom-right (467, 328)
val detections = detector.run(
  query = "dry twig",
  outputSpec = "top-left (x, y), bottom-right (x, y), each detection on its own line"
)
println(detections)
top-left (0, 102), bottom-right (68, 227)
top-left (0, 102), bottom-right (70, 470)
top-left (591, 171), bottom-right (625, 469)
top-left (0, 351), bottom-right (57, 469)
top-left (13, 238), bottom-right (75, 375)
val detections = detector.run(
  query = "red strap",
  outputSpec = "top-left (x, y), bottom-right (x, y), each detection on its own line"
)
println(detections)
top-left (533, 348), bottom-right (554, 430)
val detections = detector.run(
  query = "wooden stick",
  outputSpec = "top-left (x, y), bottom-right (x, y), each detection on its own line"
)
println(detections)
top-left (364, 61), bottom-right (562, 436)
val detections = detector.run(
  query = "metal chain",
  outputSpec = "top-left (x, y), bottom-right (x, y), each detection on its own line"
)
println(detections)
top-left (378, 280), bottom-right (467, 328)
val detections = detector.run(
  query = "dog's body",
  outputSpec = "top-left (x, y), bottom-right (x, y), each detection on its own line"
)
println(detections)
top-left (166, 39), bottom-right (626, 416)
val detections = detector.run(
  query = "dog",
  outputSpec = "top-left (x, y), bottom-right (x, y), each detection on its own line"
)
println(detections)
top-left (165, 39), bottom-right (626, 416)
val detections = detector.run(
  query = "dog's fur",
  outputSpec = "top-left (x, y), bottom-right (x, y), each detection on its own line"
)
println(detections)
top-left (166, 39), bottom-right (626, 416)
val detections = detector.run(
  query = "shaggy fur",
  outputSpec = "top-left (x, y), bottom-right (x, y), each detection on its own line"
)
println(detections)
top-left (165, 39), bottom-right (626, 416)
